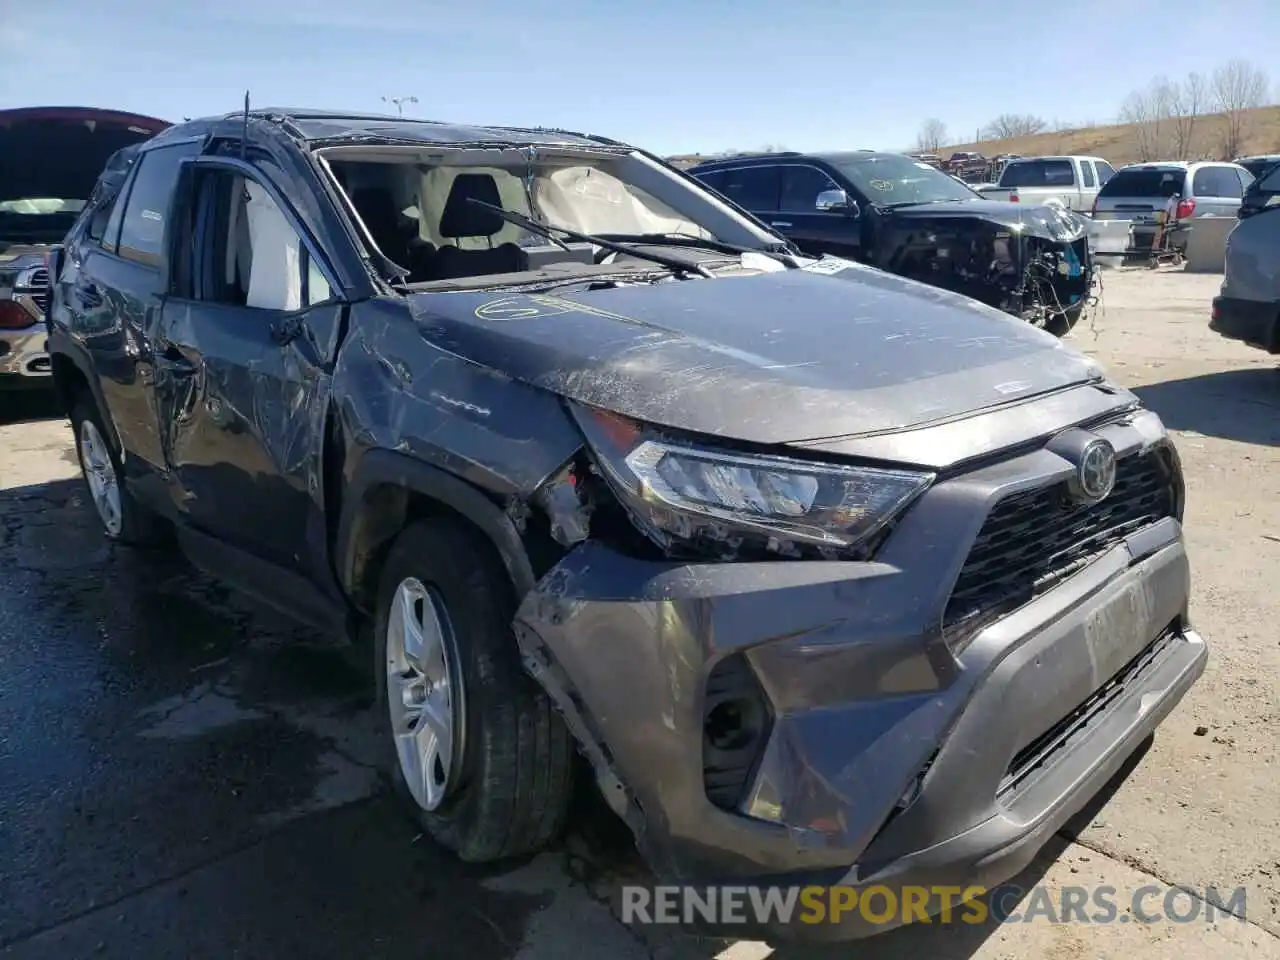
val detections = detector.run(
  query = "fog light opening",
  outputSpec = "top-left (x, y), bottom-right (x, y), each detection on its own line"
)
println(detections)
top-left (704, 697), bottom-right (764, 752)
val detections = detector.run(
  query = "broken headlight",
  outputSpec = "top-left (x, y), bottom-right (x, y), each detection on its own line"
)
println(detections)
top-left (574, 405), bottom-right (933, 558)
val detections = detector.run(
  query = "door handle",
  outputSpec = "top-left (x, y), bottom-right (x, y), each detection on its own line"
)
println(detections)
top-left (770, 221), bottom-right (793, 228)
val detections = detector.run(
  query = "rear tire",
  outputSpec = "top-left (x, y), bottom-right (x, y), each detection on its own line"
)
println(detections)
top-left (373, 516), bottom-right (574, 862)
top-left (70, 395), bottom-right (169, 546)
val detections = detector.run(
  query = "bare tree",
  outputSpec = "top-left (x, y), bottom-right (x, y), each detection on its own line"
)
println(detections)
top-left (1212, 59), bottom-right (1270, 158)
top-left (981, 113), bottom-right (1046, 140)
top-left (1119, 77), bottom-right (1175, 161)
top-left (1169, 71), bottom-right (1207, 158)
top-left (916, 118), bottom-right (947, 153)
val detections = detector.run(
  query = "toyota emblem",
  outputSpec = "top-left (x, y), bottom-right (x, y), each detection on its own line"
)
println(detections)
top-left (1074, 438), bottom-right (1117, 503)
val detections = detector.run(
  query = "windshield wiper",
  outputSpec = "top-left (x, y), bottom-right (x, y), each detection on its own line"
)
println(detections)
top-left (464, 199), bottom-right (715, 278)
top-left (593, 232), bottom-right (799, 265)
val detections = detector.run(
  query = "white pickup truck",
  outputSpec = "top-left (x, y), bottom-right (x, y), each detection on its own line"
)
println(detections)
top-left (975, 155), bottom-right (1118, 212)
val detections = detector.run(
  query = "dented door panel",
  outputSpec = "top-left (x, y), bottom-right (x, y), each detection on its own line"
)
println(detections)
top-left (154, 298), bottom-right (340, 577)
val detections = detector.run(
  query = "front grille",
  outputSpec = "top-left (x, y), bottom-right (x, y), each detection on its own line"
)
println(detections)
top-left (20, 267), bottom-right (50, 315)
top-left (30, 268), bottom-right (50, 314)
top-left (944, 449), bottom-right (1176, 638)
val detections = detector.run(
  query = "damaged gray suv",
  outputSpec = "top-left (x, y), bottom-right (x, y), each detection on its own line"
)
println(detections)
top-left (46, 108), bottom-right (1206, 941)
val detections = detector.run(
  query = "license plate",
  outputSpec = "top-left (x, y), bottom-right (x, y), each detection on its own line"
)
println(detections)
top-left (1084, 579), bottom-right (1153, 679)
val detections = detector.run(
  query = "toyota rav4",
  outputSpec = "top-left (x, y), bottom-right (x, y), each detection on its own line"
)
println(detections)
top-left (46, 107), bottom-right (1206, 942)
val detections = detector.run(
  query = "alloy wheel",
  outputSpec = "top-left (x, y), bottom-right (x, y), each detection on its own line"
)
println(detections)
top-left (79, 418), bottom-right (122, 537)
top-left (385, 577), bottom-right (464, 811)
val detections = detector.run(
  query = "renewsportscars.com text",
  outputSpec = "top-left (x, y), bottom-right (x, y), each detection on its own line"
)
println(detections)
top-left (621, 883), bottom-right (1248, 927)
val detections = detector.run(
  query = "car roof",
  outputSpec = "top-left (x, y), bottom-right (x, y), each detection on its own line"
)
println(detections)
top-left (691, 150), bottom-right (906, 171)
top-left (192, 107), bottom-right (618, 149)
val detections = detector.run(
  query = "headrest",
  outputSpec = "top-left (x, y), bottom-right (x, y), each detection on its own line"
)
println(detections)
top-left (439, 173), bottom-right (505, 238)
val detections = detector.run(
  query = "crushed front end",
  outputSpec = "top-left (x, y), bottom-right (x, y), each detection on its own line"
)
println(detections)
top-left (879, 203), bottom-right (1096, 335)
top-left (514, 398), bottom-right (1205, 941)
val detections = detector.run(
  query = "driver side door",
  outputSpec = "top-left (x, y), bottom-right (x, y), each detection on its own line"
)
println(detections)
top-left (774, 163), bottom-right (862, 259)
top-left (152, 154), bottom-right (347, 620)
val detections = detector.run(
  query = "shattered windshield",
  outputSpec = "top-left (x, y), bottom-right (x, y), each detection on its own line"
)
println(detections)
top-left (328, 148), bottom-right (779, 255)
top-left (828, 154), bottom-right (978, 207)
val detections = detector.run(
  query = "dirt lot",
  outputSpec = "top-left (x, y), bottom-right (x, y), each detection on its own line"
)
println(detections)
top-left (1, 268), bottom-right (1277, 959)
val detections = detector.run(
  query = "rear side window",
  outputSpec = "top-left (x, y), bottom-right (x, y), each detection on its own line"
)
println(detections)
top-left (1000, 159), bottom-right (1075, 187)
top-left (712, 166), bottom-right (781, 212)
top-left (695, 170), bottom-right (728, 193)
top-left (117, 142), bottom-right (202, 267)
top-left (1081, 162), bottom-right (1096, 189)
top-left (86, 193), bottom-right (119, 246)
top-left (1098, 168), bottom-right (1187, 198)
top-left (1192, 166), bottom-right (1243, 198)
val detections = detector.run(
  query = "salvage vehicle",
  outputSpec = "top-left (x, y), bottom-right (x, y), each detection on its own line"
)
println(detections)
top-left (1, 106), bottom-right (169, 399)
top-left (976, 155), bottom-right (1116, 212)
top-left (1211, 198), bottom-right (1280, 354)
top-left (1236, 159), bottom-right (1280, 220)
top-left (1091, 161), bottom-right (1253, 257)
top-left (48, 107), bottom-right (1206, 942)
top-left (690, 150), bottom-right (1095, 335)
top-left (1234, 154), bottom-right (1280, 179)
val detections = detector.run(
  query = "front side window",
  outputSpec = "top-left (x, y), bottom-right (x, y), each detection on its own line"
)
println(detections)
top-left (197, 169), bottom-right (333, 310)
top-left (779, 165), bottom-right (840, 211)
top-left (117, 142), bottom-right (201, 266)
top-left (1094, 160), bottom-right (1117, 184)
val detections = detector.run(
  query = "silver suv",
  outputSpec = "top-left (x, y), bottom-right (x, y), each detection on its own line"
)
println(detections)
top-left (1091, 161), bottom-right (1254, 254)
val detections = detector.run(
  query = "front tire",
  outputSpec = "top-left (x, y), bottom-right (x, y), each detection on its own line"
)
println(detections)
top-left (70, 395), bottom-right (168, 546)
top-left (373, 517), bottom-right (574, 862)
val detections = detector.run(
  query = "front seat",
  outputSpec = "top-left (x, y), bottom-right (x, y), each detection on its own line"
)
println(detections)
top-left (350, 186), bottom-right (414, 271)
top-left (431, 174), bottom-right (527, 279)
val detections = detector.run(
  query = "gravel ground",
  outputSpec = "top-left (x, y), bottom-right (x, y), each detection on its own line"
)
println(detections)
top-left (0, 267), bottom-right (1277, 959)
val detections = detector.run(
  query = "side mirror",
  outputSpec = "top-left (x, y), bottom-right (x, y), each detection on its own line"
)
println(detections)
top-left (816, 189), bottom-right (859, 217)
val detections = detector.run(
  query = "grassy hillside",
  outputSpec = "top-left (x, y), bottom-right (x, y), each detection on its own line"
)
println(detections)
top-left (944, 105), bottom-right (1280, 165)
top-left (665, 105), bottom-right (1280, 169)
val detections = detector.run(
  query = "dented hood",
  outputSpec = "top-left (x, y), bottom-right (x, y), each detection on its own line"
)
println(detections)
top-left (885, 198), bottom-right (1089, 241)
top-left (407, 265), bottom-right (1102, 445)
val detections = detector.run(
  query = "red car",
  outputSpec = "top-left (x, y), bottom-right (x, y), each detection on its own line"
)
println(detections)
top-left (1, 106), bottom-right (169, 396)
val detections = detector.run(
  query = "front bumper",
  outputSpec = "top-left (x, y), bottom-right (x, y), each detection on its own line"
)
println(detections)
top-left (0, 325), bottom-right (52, 385)
top-left (514, 413), bottom-right (1205, 942)
top-left (1211, 295), bottom-right (1278, 353)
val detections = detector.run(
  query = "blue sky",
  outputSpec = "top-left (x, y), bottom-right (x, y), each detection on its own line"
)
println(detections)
top-left (2, 0), bottom-right (1277, 155)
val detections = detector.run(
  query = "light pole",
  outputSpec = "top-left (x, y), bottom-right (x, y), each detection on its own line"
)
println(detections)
top-left (382, 95), bottom-right (418, 117)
